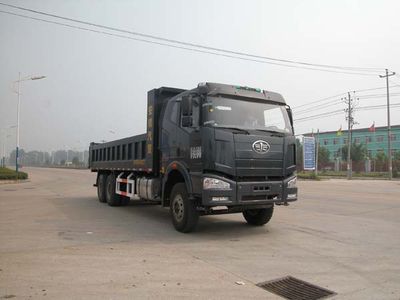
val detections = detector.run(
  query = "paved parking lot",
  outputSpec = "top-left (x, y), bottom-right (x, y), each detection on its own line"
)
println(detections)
top-left (0, 167), bottom-right (399, 299)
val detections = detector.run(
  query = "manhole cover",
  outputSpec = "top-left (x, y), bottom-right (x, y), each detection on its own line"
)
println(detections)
top-left (257, 276), bottom-right (336, 300)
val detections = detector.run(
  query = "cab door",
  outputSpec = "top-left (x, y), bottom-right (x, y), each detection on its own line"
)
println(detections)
top-left (160, 99), bottom-right (180, 171)
top-left (176, 95), bottom-right (202, 173)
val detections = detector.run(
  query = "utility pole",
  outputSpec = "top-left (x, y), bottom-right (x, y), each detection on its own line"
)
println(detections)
top-left (315, 129), bottom-right (319, 176)
top-left (343, 92), bottom-right (356, 180)
top-left (379, 69), bottom-right (396, 180)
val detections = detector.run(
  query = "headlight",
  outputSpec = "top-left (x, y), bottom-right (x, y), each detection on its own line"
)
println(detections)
top-left (287, 176), bottom-right (297, 188)
top-left (203, 177), bottom-right (231, 190)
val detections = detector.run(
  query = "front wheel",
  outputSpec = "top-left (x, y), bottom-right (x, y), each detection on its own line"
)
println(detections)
top-left (170, 183), bottom-right (199, 233)
top-left (243, 206), bottom-right (274, 226)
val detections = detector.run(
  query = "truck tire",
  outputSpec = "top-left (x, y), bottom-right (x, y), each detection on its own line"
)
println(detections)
top-left (105, 174), bottom-right (122, 206)
top-left (170, 183), bottom-right (199, 233)
top-left (97, 173), bottom-right (107, 203)
top-left (243, 206), bottom-right (274, 226)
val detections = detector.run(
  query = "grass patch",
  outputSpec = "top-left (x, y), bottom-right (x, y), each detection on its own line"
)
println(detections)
top-left (0, 167), bottom-right (28, 180)
top-left (317, 171), bottom-right (389, 178)
top-left (298, 172), bottom-right (320, 180)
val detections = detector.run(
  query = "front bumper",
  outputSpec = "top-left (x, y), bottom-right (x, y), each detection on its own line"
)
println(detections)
top-left (202, 174), bottom-right (297, 207)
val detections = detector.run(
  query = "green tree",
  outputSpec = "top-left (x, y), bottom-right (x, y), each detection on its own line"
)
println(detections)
top-left (393, 151), bottom-right (400, 177)
top-left (374, 152), bottom-right (387, 172)
top-left (340, 143), bottom-right (367, 162)
top-left (318, 146), bottom-right (330, 167)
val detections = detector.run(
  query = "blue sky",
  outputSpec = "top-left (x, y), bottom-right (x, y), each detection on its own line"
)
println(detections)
top-left (1, 0), bottom-right (400, 152)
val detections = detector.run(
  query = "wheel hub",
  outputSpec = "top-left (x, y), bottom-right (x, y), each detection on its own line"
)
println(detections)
top-left (172, 194), bottom-right (184, 222)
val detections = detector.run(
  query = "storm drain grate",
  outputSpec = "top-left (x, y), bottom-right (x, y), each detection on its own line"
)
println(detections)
top-left (257, 276), bottom-right (336, 300)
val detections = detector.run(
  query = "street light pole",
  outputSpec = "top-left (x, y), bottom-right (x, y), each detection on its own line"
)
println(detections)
top-left (16, 72), bottom-right (21, 177)
top-left (14, 73), bottom-right (46, 179)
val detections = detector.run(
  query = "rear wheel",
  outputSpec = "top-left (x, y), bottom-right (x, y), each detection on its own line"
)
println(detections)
top-left (243, 206), bottom-right (274, 226)
top-left (170, 183), bottom-right (199, 233)
top-left (97, 173), bottom-right (107, 203)
top-left (105, 174), bottom-right (122, 206)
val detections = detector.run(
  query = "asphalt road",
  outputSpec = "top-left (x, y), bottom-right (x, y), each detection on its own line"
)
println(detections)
top-left (0, 167), bottom-right (399, 299)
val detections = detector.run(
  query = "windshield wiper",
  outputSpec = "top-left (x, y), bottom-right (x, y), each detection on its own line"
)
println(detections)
top-left (217, 126), bottom-right (250, 135)
top-left (254, 128), bottom-right (285, 136)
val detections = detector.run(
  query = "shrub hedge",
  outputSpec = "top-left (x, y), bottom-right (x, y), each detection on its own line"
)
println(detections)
top-left (0, 167), bottom-right (28, 180)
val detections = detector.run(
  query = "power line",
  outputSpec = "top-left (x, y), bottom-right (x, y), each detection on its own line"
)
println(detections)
top-left (294, 99), bottom-right (342, 115)
top-left (2, 9), bottom-right (318, 69)
top-left (357, 103), bottom-right (400, 111)
top-left (294, 94), bottom-right (400, 118)
top-left (294, 109), bottom-right (344, 122)
top-left (0, 2), bottom-right (385, 72)
top-left (353, 84), bottom-right (400, 93)
top-left (292, 92), bottom-right (347, 110)
top-left (292, 85), bottom-right (400, 110)
top-left (0, 3), bottom-right (385, 76)
top-left (294, 103), bottom-right (400, 123)
top-left (358, 94), bottom-right (400, 100)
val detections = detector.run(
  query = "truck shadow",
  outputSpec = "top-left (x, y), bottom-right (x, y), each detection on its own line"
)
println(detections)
top-left (123, 199), bottom-right (272, 240)
top-left (58, 196), bottom-right (272, 243)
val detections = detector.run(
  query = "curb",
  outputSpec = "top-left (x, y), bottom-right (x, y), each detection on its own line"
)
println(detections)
top-left (0, 179), bottom-right (30, 185)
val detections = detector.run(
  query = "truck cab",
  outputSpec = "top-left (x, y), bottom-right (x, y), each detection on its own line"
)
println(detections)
top-left (159, 83), bottom-right (297, 231)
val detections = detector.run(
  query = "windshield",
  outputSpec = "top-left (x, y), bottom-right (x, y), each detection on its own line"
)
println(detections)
top-left (203, 96), bottom-right (292, 133)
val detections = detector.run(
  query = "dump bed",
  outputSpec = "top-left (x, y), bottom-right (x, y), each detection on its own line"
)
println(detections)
top-left (89, 134), bottom-right (148, 172)
top-left (89, 86), bottom-right (185, 174)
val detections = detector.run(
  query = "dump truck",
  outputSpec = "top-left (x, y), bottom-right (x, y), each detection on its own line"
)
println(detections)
top-left (89, 82), bottom-right (297, 232)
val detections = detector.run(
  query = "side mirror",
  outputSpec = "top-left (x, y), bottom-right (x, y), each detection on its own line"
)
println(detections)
top-left (182, 95), bottom-right (193, 116)
top-left (182, 116), bottom-right (193, 127)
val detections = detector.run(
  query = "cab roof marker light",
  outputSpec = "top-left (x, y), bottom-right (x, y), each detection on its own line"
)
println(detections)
top-left (235, 85), bottom-right (262, 93)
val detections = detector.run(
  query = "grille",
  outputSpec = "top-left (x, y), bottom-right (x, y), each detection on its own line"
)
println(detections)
top-left (236, 176), bottom-right (285, 182)
top-left (257, 276), bottom-right (336, 300)
top-left (241, 195), bottom-right (267, 201)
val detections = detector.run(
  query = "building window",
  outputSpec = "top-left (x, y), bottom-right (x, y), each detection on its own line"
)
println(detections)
top-left (141, 141), bottom-right (146, 159)
top-left (323, 139), bottom-right (329, 145)
top-left (377, 135), bottom-right (384, 142)
top-left (116, 145), bottom-right (121, 160)
top-left (122, 144), bottom-right (126, 160)
top-left (333, 138), bottom-right (339, 145)
top-left (354, 137), bottom-right (360, 144)
top-left (128, 143), bottom-right (133, 160)
top-left (366, 136), bottom-right (372, 143)
top-left (390, 134), bottom-right (396, 141)
top-left (343, 138), bottom-right (348, 144)
top-left (134, 142), bottom-right (139, 159)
